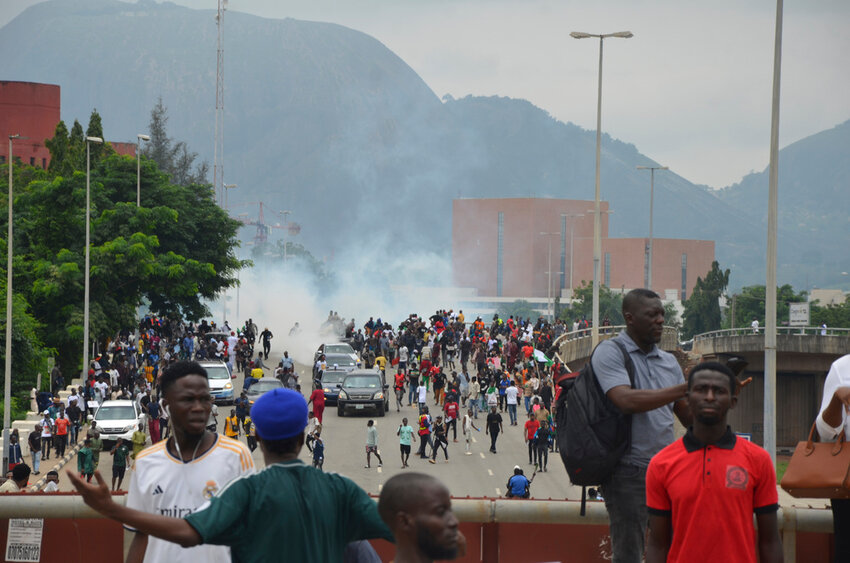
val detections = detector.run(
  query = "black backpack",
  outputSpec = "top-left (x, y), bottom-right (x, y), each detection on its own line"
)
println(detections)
top-left (554, 339), bottom-right (635, 511)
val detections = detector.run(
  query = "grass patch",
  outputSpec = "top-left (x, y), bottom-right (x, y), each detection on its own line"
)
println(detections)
top-left (776, 460), bottom-right (789, 484)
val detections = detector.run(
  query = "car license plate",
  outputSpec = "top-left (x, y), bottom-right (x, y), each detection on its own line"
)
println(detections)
top-left (355, 404), bottom-right (364, 409)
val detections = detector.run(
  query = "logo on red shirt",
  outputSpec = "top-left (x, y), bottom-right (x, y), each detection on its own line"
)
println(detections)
top-left (725, 465), bottom-right (749, 490)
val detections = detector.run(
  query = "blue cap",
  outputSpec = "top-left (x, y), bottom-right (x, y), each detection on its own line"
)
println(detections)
top-left (251, 388), bottom-right (308, 440)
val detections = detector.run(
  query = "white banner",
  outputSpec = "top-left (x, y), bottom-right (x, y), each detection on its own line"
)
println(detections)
top-left (789, 302), bottom-right (810, 327)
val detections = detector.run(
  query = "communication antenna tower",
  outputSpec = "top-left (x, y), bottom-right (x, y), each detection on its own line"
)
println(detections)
top-left (213, 0), bottom-right (227, 206)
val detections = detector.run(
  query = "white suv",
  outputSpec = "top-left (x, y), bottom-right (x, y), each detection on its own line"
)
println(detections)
top-left (92, 400), bottom-right (145, 447)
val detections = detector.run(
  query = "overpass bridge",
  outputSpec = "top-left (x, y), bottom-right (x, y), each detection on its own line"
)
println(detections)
top-left (555, 325), bottom-right (850, 448)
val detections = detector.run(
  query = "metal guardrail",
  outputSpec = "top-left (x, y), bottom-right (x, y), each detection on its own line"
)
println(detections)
top-left (0, 496), bottom-right (829, 562)
top-left (694, 326), bottom-right (850, 342)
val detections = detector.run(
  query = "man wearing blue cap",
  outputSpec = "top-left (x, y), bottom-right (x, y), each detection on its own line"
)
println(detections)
top-left (68, 387), bottom-right (394, 562)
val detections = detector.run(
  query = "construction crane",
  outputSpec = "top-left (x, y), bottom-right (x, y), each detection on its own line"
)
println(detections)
top-left (233, 202), bottom-right (300, 247)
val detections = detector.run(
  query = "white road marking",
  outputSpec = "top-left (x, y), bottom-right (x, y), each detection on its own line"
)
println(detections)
top-left (495, 488), bottom-right (502, 496)
top-left (378, 484), bottom-right (383, 492)
top-left (480, 452), bottom-right (486, 459)
top-left (471, 436), bottom-right (477, 443)
top-left (377, 467), bottom-right (382, 474)
top-left (487, 469), bottom-right (494, 476)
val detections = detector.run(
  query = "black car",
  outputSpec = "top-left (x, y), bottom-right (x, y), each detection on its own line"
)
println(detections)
top-left (316, 369), bottom-right (347, 405)
top-left (336, 370), bottom-right (389, 417)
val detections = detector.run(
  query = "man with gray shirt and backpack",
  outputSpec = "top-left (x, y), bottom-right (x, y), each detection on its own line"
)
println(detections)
top-left (591, 289), bottom-right (692, 563)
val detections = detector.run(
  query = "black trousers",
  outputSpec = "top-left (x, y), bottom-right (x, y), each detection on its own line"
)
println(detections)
top-left (489, 430), bottom-right (499, 451)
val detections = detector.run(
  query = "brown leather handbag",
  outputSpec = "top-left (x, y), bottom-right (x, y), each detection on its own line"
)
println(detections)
top-left (780, 422), bottom-right (850, 498)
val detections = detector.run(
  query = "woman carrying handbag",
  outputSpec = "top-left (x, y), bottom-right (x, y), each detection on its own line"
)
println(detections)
top-left (815, 354), bottom-right (850, 561)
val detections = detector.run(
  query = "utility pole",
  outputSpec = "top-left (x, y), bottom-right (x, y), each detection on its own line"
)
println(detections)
top-left (213, 0), bottom-right (226, 206)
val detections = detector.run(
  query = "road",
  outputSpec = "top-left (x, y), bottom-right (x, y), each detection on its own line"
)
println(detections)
top-left (52, 341), bottom-right (585, 504)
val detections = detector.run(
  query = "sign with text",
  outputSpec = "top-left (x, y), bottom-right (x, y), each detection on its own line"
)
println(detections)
top-left (789, 302), bottom-right (810, 327)
top-left (5, 519), bottom-right (43, 562)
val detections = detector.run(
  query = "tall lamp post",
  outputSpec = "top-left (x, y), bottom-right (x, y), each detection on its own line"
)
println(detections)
top-left (3, 134), bottom-right (20, 470)
top-left (540, 232), bottom-right (561, 320)
top-left (136, 134), bottom-right (149, 207)
top-left (571, 30), bottom-right (633, 348)
top-left (636, 165), bottom-right (668, 291)
top-left (564, 212), bottom-right (584, 296)
top-left (83, 136), bottom-right (103, 382)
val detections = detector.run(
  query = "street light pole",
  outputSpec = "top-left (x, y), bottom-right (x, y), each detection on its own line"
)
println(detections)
top-left (764, 0), bottom-right (784, 466)
top-left (136, 134), bottom-right (149, 207)
top-left (222, 183), bottom-right (237, 326)
top-left (224, 184), bottom-right (237, 214)
top-left (3, 134), bottom-right (20, 470)
top-left (83, 136), bottom-right (103, 382)
top-left (540, 232), bottom-right (560, 320)
top-left (636, 165), bottom-right (668, 291)
top-left (564, 213), bottom-right (584, 296)
top-left (571, 30), bottom-right (633, 348)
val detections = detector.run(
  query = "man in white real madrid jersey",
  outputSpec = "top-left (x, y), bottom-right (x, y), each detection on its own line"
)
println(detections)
top-left (125, 360), bottom-right (254, 562)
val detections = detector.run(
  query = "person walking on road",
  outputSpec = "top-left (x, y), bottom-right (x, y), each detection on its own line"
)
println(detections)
top-left (524, 412), bottom-right (539, 466)
top-left (485, 406), bottom-right (503, 454)
top-left (259, 327), bottom-right (273, 360)
top-left (28, 424), bottom-right (42, 475)
top-left (110, 438), bottom-right (131, 491)
top-left (308, 382), bottom-right (326, 423)
top-left (365, 420), bottom-right (383, 469)
top-left (462, 408), bottom-right (479, 455)
top-left (77, 438), bottom-right (95, 483)
top-left (505, 381), bottom-right (519, 425)
top-left (397, 418), bottom-right (416, 468)
top-left (417, 407), bottom-right (433, 459)
top-left (429, 416), bottom-right (449, 464)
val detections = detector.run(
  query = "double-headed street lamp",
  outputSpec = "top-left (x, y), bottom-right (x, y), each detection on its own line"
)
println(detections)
top-left (3, 134), bottom-right (20, 470)
top-left (136, 134), bottom-right (149, 207)
top-left (540, 232), bottom-right (561, 321)
top-left (636, 165), bottom-right (668, 291)
top-left (82, 136), bottom-right (103, 381)
top-left (571, 30), bottom-right (633, 347)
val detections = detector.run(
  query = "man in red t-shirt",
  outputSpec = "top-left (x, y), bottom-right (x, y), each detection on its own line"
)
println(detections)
top-left (523, 413), bottom-right (540, 466)
top-left (646, 362), bottom-right (782, 563)
top-left (53, 409), bottom-right (70, 458)
top-left (443, 399), bottom-right (459, 442)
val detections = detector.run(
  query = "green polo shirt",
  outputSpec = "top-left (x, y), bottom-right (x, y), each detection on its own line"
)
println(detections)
top-left (185, 459), bottom-right (393, 562)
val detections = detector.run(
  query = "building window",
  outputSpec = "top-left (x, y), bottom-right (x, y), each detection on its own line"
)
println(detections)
top-left (0, 155), bottom-right (5, 164)
top-left (497, 212), bottom-right (504, 297)
top-left (604, 252), bottom-right (611, 287)
top-left (681, 253), bottom-right (688, 300)
top-left (30, 157), bottom-right (35, 166)
top-left (42, 158), bottom-right (47, 169)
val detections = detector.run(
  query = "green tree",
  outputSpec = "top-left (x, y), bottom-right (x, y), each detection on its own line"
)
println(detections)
top-left (811, 298), bottom-right (850, 328)
top-left (144, 98), bottom-right (208, 186)
top-left (497, 299), bottom-right (539, 322)
top-left (727, 284), bottom-right (808, 328)
top-left (68, 119), bottom-right (85, 172)
top-left (681, 260), bottom-right (730, 338)
top-left (13, 149), bottom-right (242, 372)
top-left (45, 120), bottom-right (71, 176)
top-left (86, 109), bottom-right (106, 162)
top-left (559, 281), bottom-right (625, 325)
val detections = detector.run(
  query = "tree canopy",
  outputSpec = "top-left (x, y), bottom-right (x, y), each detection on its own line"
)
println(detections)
top-left (0, 108), bottom-right (243, 384)
top-left (681, 260), bottom-right (730, 339)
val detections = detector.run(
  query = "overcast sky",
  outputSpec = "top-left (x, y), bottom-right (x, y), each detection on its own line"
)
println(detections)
top-left (5, 0), bottom-right (849, 188)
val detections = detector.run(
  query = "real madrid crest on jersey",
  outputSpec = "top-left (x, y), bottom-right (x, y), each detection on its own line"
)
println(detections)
top-left (203, 480), bottom-right (219, 499)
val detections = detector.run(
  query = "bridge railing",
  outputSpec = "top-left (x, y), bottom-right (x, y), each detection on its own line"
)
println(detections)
top-left (0, 495), bottom-right (831, 563)
top-left (694, 326), bottom-right (850, 343)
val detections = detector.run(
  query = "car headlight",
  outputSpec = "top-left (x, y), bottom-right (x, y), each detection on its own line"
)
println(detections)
top-left (338, 390), bottom-right (348, 400)
top-left (323, 388), bottom-right (331, 393)
top-left (224, 382), bottom-right (232, 390)
top-left (123, 425), bottom-right (135, 432)
top-left (373, 392), bottom-right (384, 400)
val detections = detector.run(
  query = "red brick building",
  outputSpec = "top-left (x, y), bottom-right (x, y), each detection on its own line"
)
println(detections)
top-left (452, 197), bottom-right (714, 301)
top-left (0, 81), bottom-right (61, 169)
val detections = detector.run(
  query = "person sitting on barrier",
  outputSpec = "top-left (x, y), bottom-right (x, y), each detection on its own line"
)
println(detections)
top-left (378, 472), bottom-right (463, 563)
top-left (505, 465), bottom-right (532, 499)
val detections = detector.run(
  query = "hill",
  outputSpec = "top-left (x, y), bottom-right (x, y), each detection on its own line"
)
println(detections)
top-left (1, 0), bottom-right (846, 290)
